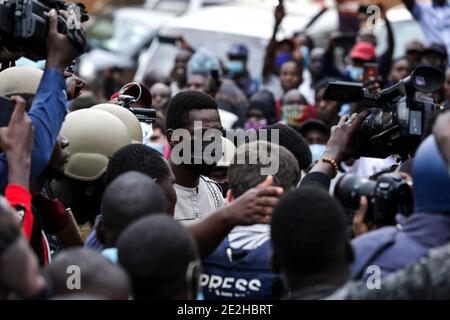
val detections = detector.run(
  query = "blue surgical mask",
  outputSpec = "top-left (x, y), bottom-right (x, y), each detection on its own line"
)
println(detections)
top-left (227, 60), bottom-right (245, 74)
top-left (346, 66), bottom-right (364, 81)
top-left (300, 46), bottom-right (310, 68)
top-left (148, 143), bottom-right (165, 154)
top-left (309, 144), bottom-right (327, 163)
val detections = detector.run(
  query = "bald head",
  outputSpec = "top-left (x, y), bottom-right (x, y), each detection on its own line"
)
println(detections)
top-left (99, 171), bottom-right (167, 247)
top-left (46, 248), bottom-right (130, 300)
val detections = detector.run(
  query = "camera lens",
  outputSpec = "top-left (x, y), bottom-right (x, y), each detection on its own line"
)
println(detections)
top-left (334, 174), bottom-right (376, 210)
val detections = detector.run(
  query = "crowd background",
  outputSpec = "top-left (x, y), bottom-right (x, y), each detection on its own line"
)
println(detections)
top-left (1, 0), bottom-right (450, 300)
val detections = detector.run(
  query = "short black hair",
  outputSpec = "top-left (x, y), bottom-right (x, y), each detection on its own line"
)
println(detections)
top-left (165, 90), bottom-right (218, 130)
top-left (228, 141), bottom-right (300, 198)
top-left (101, 171), bottom-right (167, 246)
top-left (46, 248), bottom-right (130, 299)
top-left (263, 124), bottom-right (312, 170)
top-left (106, 144), bottom-right (170, 186)
top-left (117, 214), bottom-right (199, 300)
top-left (271, 187), bottom-right (348, 276)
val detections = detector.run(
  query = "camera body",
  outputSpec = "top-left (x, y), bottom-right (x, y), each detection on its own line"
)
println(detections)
top-left (335, 173), bottom-right (413, 226)
top-left (0, 0), bottom-right (88, 61)
top-left (117, 94), bottom-right (156, 125)
top-left (324, 66), bottom-right (444, 158)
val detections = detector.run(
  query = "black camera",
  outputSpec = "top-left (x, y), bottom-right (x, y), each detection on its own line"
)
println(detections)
top-left (324, 66), bottom-right (444, 158)
top-left (118, 94), bottom-right (156, 125)
top-left (334, 173), bottom-right (413, 226)
top-left (0, 0), bottom-right (89, 61)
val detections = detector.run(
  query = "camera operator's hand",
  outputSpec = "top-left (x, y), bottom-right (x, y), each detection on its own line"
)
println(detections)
top-left (433, 111), bottom-right (450, 165)
top-left (325, 112), bottom-right (367, 164)
top-left (353, 196), bottom-right (369, 237)
top-left (0, 96), bottom-right (34, 189)
top-left (46, 9), bottom-right (81, 74)
top-left (224, 176), bottom-right (284, 226)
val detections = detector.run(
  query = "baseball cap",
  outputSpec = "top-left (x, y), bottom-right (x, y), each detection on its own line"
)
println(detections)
top-left (350, 42), bottom-right (376, 61)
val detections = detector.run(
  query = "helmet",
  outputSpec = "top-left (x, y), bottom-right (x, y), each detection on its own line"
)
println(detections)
top-left (61, 109), bottom-right (132, 181)
top-left (217, 137), bottom-right (236, 167)
top-left (0, 66), bottom-right (43, 96)
top-left (412, 135), bottom-right (450, 213)
top-left (227, 44), bottom-right (248, 60)
top-left (92, 103), bottom-right (143, 143)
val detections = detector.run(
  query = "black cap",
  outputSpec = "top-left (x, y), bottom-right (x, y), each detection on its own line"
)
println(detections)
top-left (298, 119), bottom-right (330, 137)
top-left (422, 43), bottom-right (448, 60)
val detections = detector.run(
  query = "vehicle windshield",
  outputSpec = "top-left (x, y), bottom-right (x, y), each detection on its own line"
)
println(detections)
top-left (143, 28), bottom-right (268, 80)
top-left (103, 20), bottom-right (151, 54)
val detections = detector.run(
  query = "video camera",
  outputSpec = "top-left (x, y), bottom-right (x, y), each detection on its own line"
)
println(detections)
top-left (334, 173), bottom-right (413, 227)
top-left (324, 66), bottom-right (445, 158)
top-left (0, 0), bottom-right (89, 61)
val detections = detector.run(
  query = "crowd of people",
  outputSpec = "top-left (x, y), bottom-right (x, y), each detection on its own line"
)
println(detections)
top-left (1, 0), bottom-right (450, 300)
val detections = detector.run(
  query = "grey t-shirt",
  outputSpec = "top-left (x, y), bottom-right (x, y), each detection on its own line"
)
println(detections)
top-left (174, 176), bottom-right (225, 223)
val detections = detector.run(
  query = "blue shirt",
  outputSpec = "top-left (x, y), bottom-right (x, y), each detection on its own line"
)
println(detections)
top-left (0, 68), bottom-right (68, 192)
top-left (351, 213), bottom-right (450, 281)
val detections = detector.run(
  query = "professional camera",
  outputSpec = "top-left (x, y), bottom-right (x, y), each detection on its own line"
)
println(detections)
top-left (0, 0), bottom-right (89, 61)
top-left (117, 83), bottom-right (156, 124)
top-left (324, 66), bottom-right (445, 158)
top-left (334, 173), bottom-right (413, 226)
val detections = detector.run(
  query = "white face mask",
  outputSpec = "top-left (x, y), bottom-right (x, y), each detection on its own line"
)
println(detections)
top-left (309, 144), bottom-right (327, 163)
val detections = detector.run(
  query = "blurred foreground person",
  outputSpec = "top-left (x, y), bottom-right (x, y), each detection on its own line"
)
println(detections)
top-left (117, 215), bottom-right (200, 300)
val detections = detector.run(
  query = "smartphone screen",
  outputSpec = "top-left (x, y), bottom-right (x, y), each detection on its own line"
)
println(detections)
top-left (363, 62), bottom-right (379, 82)
top-left (0, 96), bottom-right (15, 127)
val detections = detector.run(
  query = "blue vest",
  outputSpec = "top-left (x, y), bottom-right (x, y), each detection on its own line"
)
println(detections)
top-left (201, 238), bottom-right (284, 300)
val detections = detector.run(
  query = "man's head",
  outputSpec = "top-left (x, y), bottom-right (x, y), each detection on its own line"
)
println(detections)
top-left (315, 79), bottom-right (341, 127)
top-left (166, 91), bottom-right (223, 177)
top-left (46, 248), bottom-right (130, 300)
top-left (150, 82), bottom-right (171, 110)
top-left (280, 61), bottom-right (303, 93)
top-left (263, 124), bottom-right (312, 171)
top-left (98, 171), bottom-right (167, 248)
top-left (0, 197), bottom-right (46, 299)
top-left (405, 40), bottom-right (424, 67)
top-left (0, 66), bottom-right (43, 108)
top-left (422, 43), bottom-right (448, 69)
top-left (271, 186), bottom-right (351, 291)
top-left (282, 90), bottom-right (316, 128)
top-left (246, 90), bottom-right (278, 128)
top-left (298, 119), bottom-right (330, 145)
top-left (106, 144), bottom-right (176, 215)
top-left (226, 44), bottom-right (248, 76)
top-left (117, 214), bottom-right (200, 300)
top-left (309, 47), bottom-right (325, 80)
top-left (171, 49), bottom-right (193, 87)
top-left (388, 57), bottom-right (412, 84)
top-left (228, 141), bottom-right (300, 198)
top-left (356, 28), bottom-right (377, 46)
top-left (185, 73), bottom-right (210, 93)
top-left (42, 134), bottom-right (70, 180)
top-left (347, 42), bottom-right (376, 81)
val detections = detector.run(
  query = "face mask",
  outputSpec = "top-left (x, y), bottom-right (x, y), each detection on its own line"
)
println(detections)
top-left (227, 60), bottom-right (245, 74)
top-left (309, 144), bottom-right (327, 163)
top-left (300, 46), bottom-right (310, 68)
top-left (189, 139), bottom-right (221, 177)
top-left (148, 143), bottom-right (165, 155)
top-left (276, 52), bottom-right (294, 70)
top-left (346, 66), bottom-right (364, 81)
top-left (244, 119), bottom-right (268, 130)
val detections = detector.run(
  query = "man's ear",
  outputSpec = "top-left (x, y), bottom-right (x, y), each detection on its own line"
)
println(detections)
top-left (271, 251), bottom-right (282, 273)
top-left (226, 189), bottom-right (234, 203)
top-left (166, 129), bottom-right (179, 148)
top-left (345, 241), bottom-right (354, 264)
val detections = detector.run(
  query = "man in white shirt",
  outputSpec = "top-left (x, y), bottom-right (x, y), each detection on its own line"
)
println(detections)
top-left (165, 91), bottom-right (226, 223)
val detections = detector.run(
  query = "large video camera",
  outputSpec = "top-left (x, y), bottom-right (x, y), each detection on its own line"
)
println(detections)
top-left (334, 173), bottom-right (413, 227)
top-left (0, 0), bottom-right (89, 61)
top-left (324, 66), bottom-right (445, 158)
